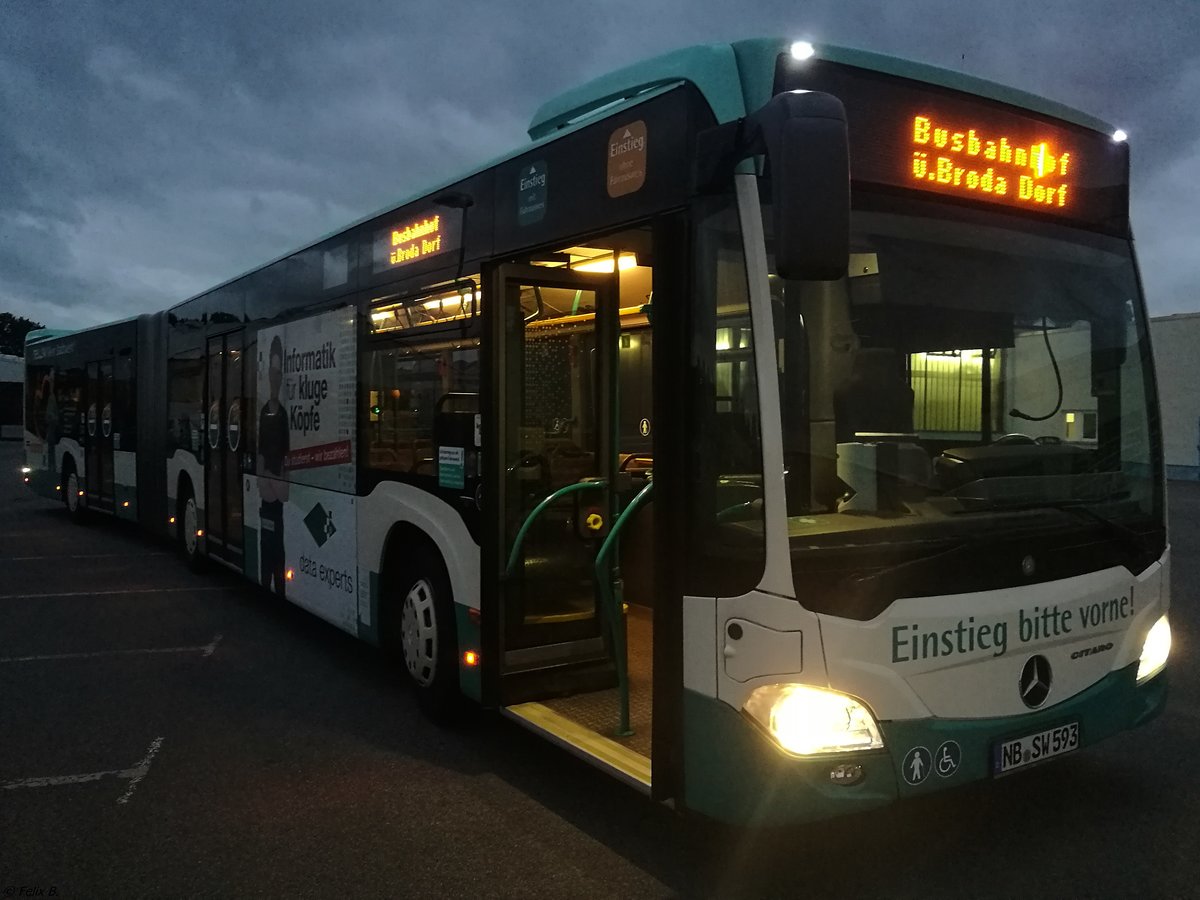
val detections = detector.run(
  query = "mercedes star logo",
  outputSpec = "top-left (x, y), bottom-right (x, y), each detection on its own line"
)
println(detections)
top-left (1019, 654), bottom-right (1053, 709)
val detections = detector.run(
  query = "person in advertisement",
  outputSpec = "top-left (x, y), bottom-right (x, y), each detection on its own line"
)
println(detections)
top-left (39, 367), bottom-right (59, 469)
top-left (258, 335), bottom-right (290, 595)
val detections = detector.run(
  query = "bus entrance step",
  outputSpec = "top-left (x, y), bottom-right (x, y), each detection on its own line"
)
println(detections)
top-left (500, 655), bottom-right (618, 705)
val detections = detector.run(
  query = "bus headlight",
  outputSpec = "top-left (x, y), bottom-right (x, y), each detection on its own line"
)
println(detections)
top-left (1136, 615), bottom-right (1171, 683)
top-left (743, 683), bottom-right (884, 756)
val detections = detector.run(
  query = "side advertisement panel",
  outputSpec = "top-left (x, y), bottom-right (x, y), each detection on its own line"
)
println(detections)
top-left (257, 306), bottom-right (356, 492)
top-left (252, 307), bottom-right (359, 634)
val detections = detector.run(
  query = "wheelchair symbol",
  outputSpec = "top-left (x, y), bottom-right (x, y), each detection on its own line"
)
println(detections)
top-left (935, 740), bottom-right (962, 778)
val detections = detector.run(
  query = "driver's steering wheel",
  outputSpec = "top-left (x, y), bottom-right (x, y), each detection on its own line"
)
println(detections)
top-left (993, 433), bottom-right (1037, 445)
top-left (993, 433), bottom-right (1063, 446)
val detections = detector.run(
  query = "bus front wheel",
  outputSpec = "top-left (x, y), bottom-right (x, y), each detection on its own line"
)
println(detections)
top-left (389, 545), bottom-right (462, 721)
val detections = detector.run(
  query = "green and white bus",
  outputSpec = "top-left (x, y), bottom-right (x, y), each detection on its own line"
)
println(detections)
top-left (24, 38), bottom-right (1170, 826)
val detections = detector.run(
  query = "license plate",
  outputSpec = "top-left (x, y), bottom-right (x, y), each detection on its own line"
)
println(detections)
top-left (993, 722), bottom-right (1079, 775)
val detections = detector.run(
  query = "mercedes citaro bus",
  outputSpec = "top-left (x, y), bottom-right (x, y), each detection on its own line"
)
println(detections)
top-left (24, 38), bottom-right (1170, 825)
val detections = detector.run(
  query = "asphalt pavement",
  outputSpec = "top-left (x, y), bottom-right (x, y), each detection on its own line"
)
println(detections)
top-left (1, 438), bottom-right (1197, 899)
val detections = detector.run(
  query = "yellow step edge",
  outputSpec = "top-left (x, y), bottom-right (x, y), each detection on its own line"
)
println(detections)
top-left (503, 701), bottom-right (652, 792)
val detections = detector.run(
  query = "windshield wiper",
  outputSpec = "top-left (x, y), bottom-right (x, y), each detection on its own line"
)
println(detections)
top-left (843, 502), bottom-right (1149, 589)
top-left (1013, 501), bottom-right (1151, 557)
top-left (959, 500), bottom-right (1150, 561)
top-left (843, 536), bottom-right (984, 587)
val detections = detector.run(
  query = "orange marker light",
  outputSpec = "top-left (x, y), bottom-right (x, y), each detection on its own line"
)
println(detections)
top-left (122, 500), bottom-right (130, 508)
top-left (285, 568), bottom-right (294, 581)
top-left (196, 529), bottom-right (204, 537)
top-left (56, 485), bottom-right (61, 491)
top-left (463, 650), bottom-right (479, 666)
top-left (169, 516), bottom-right (176, 524)
top-left (78, 490), bottom-right (84, 497)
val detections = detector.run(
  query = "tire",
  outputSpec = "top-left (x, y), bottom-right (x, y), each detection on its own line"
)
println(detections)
top-left (178, 484), bottom-right (204, 571)
top-left (64, 463), bottom-right (88, 524)
top-left (388, 545), bottom-right (463, 721)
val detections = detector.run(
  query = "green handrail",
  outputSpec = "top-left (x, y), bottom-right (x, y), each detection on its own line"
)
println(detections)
top-left (505, 480), bottom-right (607, 577)
top-left (594, 478), bottom-right (655, 737)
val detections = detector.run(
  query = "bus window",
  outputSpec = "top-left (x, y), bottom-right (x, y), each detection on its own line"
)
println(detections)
top-left (168, 348), bottom-right (204, 455)
top-left (363, 340), bottom-right (480, 475)
top-left (685, 194), bottom-right (766, 598)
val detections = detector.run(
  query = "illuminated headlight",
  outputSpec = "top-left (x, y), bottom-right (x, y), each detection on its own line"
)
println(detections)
top-left (1136, 615), bottom-right (1171, 683)
top-left (743, 683), bottom-right (884, 756)
top-left (20, 466), bottom-right (31, 474)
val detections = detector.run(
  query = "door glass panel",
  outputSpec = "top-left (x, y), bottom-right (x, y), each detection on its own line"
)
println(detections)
top-left (502, 276), bottom-right (609, 650)
top-left (85, 361), bottom-right (101, 507)
top-left (223, 335), bottom-right (243, 555)
top-left (205, 337), bottom-right (224, 548)
top-left (99, 361), bottom-right (114, 505)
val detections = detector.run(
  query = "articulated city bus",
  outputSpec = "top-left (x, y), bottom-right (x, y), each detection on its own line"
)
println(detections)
top-left (24, 38), bottom-right (1170, 825)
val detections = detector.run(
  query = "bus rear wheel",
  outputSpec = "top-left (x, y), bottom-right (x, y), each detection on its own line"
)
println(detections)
top-left (64, 466), bottom-right (87, 524)
top-left (178, 486), bottom-right (204, 571)
top-left (389, 546), bottom-right (462, 721)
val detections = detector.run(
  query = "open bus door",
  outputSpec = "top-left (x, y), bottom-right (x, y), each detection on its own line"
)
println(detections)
top-left (484, 261), bottom-right (656, 792)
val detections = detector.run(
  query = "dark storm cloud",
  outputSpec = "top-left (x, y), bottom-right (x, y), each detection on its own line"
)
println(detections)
top-left (1, 0), bottom-right (1196, 326)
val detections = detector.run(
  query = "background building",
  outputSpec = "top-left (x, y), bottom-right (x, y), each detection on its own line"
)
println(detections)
top-left (1152, 313), bottom-right (1200, 481)
top-left (0, 354), bottom-right (22, 440)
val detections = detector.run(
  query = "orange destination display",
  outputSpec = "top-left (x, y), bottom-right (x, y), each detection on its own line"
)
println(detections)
top-left (779, 59), bottom-right (1129, 232)
top-left (910, 114), bottom-right (1073, 209)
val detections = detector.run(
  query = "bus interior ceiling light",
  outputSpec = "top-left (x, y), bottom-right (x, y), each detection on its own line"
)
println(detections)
top-left (572, 253), bottom-right (638, 274)
top-left (743, 683), bottom-right (884, 755)
top-left (1136, 615), bottom-right (1170, 682)
top-left (790, 41), bottom-right (816, 61)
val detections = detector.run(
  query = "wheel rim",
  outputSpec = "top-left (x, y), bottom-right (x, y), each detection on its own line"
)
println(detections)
top-left (400, 578), bottom-right (438, 687)
top-left (66, 472), bottom-right (79, 513)
top-left (183, 497), bottom-right (198, 556)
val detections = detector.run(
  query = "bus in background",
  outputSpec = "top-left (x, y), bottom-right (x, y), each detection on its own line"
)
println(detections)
top-left (24, 37), bottom-right (1170, 826)
top-left (1, 353), bottom-right (24, 440)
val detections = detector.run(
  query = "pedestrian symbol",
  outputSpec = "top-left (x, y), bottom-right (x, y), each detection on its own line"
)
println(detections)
top-left (902, 746), bottom-right (932, 786)
top-left (935, 740), bottom-right (962, 778)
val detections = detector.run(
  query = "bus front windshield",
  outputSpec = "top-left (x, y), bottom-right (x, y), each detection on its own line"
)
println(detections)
top-left (765, 194), bottom-right (1164, 618)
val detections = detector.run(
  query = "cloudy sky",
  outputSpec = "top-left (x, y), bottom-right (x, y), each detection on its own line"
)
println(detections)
top-left (2, 0), bottom-right (1196, 328)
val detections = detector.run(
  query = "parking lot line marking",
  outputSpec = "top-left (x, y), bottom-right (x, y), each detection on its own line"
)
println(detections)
top-left (5, 552), bottom-right (172, 561)
top-left (2, 768), bottom-right (128, 789)
top-left (0, 633), bottom-right (224, 663)
top-left (0, 586), bottom-right (226, 600)
top-left (203, 633), bottom-right (224, 657)
top-left (116, 737), bottom-right (165, 805)
top-left (2, 737), bottom-right (165, 806)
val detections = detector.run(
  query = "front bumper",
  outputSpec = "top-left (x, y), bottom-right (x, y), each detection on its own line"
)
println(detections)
top-left (682, 662), bottom-right (1167, 826)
